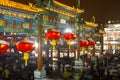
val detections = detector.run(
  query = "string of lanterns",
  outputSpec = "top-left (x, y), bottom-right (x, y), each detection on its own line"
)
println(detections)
top-left (0, 39), bottom-right (36, 66)
top-left (0, 30), bottom-right (95, 66)
top-left (80, 39), bottom-right (95, 55)
top-left (46, 30), bottom-right (95, 51)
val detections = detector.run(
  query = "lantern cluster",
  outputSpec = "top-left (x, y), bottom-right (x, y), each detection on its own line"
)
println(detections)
top-left (0, 38), bottom-right (36, 66)
top-left (80, 40), bottom-right (89, 47)
top-left (80, 39), bottom-right (95, 47)
top-left (88, 39), bottom-right (95, 47)
top-left (79, 39), bottom-right (95, 54)
top-left (88, 39), bottom-right (95, 51)
top-left (46, 30), bottom-right (77, 50)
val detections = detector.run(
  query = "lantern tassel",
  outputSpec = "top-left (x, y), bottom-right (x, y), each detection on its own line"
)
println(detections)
top-left (25, 60), bottom-right (28, 66)
top-left (51, 40), bottom-right (56, 51)
top-left (67, 40), bottom-right (71, 49)
top-left (23, 52), bottom-right (29, 66)
top-left (88, 46), bottom-right (91, 52)
top-left (68, 45), bottom-right (70, 49)
top-left (82, 47), bottom-right (85, 55)
top-left (52, 45), bottom-right (55, 51)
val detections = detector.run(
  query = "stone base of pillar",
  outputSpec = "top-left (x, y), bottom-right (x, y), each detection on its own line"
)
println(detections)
top-left (34, 67), bottom-right (46, 80)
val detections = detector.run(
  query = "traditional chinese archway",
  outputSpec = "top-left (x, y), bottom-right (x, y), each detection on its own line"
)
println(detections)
top-left (0, 40), bottom-right (9, 54)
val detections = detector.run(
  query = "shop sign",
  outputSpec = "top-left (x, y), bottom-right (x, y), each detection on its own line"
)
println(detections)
top-left (105, 28), bottom-right (120, 31)
top-left (0, 27), bottom-right (39, 35)
top-left (5, 27), bottom-right (23, 33)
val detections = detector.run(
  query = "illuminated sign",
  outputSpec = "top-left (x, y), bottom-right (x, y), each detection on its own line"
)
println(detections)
top-left (105, 28), bottom-right (120, 31)
top-left (104, 28), bottom-right (120, 41)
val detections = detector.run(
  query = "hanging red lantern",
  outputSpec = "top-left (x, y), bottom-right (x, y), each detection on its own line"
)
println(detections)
top-left (80, 40), bottom-right (89, 47)
top-left (0, 40), bottom-right (9, 54)
top-left (64, 32), bottom-right (76, 48)
top-left (46, 30), bottom-right (61, 50)
top-left (88, 39), bottom-right (95, 46)
top-left (88, 39), bottom-right (95, 51)
top-left (16, 40), bottom-right (35, 66)
top-left (64, 33), bottom-right (76, 40)
top-left (80, 40), bottom-right (88, 55)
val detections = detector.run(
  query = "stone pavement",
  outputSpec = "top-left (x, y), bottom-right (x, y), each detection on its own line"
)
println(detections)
top-left (35, 78), bottom-right (63, 80)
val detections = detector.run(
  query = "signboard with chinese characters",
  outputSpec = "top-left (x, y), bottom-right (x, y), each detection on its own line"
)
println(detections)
top-left (104, 28), bottom-right (120, 41)
top-left (0, 27), bottom-right (39, 35)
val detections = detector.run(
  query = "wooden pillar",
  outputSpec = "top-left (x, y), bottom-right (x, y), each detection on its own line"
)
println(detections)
top-left (13, 21), bottom-right (16, 28)
top-left (37, 24), bottom-right (43, 71)
top-left (68, 45), bottom-right (70, 57)
top-left (93, 45), bottom-right (95, 55)
top-left (20, 22), bottom-right (23, 28)
top-left (77, 26), bottom-right (80, 59)
top-left (4, 20), bottom-right (8, 27)
top-left (29, 22), bottom-right (32, 29)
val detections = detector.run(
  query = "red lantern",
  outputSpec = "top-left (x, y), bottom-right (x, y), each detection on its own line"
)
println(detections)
top-left (88, 40), bottom-right (95, 46)
top-left (80, 40), bottom-right (88, 55)
top-left (46, 30), bottom-right (61, 50)
top-left (88, 39), bottom-right (95, 51)
top-left (64, 33), bottom-right (76, 40)
top-left (64, 33), bottom-right (76, 48)
top-left (16, 40), bottom-right (35, 66)
top-left (80, 40), bottom-right (88, 47)
top-left (0, 40), bottom-right (9, 54)
top-left (46, 30), bottom-right (61, 39)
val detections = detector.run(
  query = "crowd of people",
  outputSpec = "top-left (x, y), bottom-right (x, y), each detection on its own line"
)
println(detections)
top-left (0, 50), bottom-right (120, 80)
top-left (0, 53), bottom-right (37, 80)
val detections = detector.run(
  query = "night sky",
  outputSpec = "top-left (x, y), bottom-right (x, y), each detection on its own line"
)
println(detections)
top-left (11, 0), bottom-right (120, 24)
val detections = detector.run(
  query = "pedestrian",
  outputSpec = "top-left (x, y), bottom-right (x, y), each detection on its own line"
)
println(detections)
top-left (2, 65), bottom-right (10, 80)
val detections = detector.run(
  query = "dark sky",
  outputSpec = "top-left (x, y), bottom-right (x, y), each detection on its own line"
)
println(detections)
top-left (11, 0), bottom-right (120, 24)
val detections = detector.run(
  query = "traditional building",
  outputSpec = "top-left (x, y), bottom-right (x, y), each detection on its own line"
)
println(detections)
top-left (0, 0), bottom-right (98, 71)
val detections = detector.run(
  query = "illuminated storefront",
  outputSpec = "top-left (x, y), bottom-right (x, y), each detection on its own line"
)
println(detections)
top-left (104, 24), bottom-right (120, 53)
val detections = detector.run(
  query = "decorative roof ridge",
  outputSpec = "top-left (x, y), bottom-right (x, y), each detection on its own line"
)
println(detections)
top-left (0, 0), bottom-right (43, 13)
top-left (53, 0), bottom-right (84, 13)
top-left (85, 21), bottom-right (98, 27)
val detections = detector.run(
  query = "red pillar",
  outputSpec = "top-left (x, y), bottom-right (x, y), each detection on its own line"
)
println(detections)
top-left (13, 21), bottom-right (16, 28)
top-left (20, 22), bottom-right (23, 28)
top-left (4, 20), bottom-right (8, 27)
top-left (37, 24), bottom-right (43, 71)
